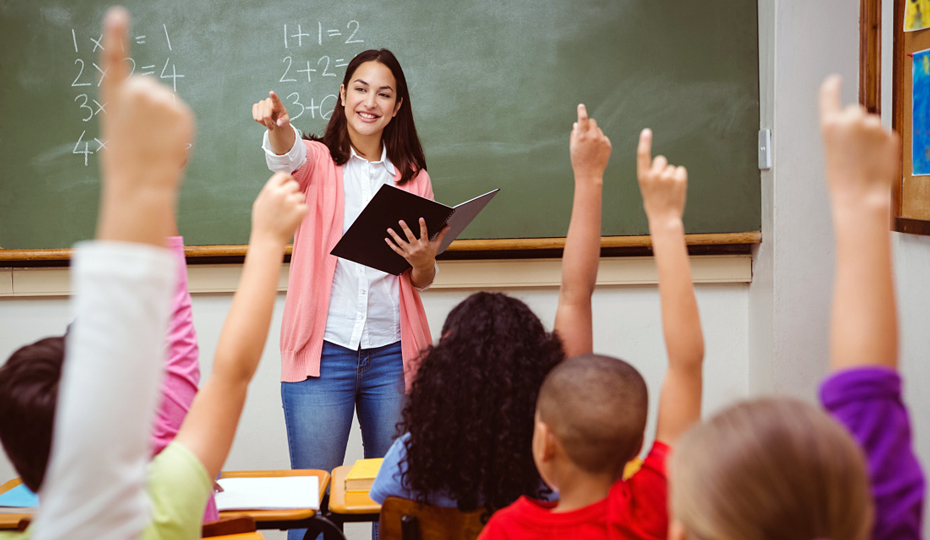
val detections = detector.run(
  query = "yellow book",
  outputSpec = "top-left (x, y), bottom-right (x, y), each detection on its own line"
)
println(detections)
top-left (344, 458), bottom-right (384, 493)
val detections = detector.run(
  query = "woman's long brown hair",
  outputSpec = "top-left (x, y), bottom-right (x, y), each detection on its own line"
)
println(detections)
top-left (304, 49), bottom-right (427, 185)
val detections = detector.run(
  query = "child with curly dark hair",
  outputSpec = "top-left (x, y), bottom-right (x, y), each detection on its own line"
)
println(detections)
top-left (369, 104), bottom-right (611, 516)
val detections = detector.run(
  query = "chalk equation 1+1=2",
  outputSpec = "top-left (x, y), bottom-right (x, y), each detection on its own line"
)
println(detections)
top-left (277, 20), bottom-right (368, 123)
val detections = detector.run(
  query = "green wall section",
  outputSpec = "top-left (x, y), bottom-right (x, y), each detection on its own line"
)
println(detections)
top-left (0, 0), bottom-right (759, 249)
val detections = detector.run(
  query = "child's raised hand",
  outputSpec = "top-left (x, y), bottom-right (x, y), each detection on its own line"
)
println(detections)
top-left (251, 172), bottom-right (308, 245)
top-left (637, 129), bottom-right (688, 223)
top-left (252, 91), bottom-right (292, 132)
top-left (819, 75), bottom-right (899, 204)
top-left (99, 7), bottom-right (194, 197)
top-left (569, 104), bottom-right (612, 182)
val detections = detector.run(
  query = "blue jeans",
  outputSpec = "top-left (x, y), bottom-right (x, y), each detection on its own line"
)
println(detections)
top-left (281, 340), bottom-right (406, 540)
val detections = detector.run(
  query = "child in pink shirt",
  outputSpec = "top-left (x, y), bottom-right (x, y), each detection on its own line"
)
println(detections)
top-left (156, 235), bottom-right (218, 522)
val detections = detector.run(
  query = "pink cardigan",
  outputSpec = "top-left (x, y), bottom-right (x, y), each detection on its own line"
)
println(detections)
top-left (280, 140), bottom-right (433, 392)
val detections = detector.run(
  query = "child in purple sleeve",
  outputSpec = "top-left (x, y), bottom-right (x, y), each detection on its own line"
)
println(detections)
top-left (815, 74), bottom-right (925, 540)
top-left (820, 368), bottom-right (924, 540)
top-left (667, 76), bottom-right (924, 540)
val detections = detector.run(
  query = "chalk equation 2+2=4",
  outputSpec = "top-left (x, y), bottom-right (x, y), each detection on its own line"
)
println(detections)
top-left (277, 20), bottom-right (367, 122)
top-left (69, 24), bottom-right (186, 166)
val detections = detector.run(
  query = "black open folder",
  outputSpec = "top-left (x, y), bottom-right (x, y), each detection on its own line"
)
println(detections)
top-left (330, 185), bottom-right (499, 275)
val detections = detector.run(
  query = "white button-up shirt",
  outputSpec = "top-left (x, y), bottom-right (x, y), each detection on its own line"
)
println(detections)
top-left (263, 126), bottom-right (434, 350)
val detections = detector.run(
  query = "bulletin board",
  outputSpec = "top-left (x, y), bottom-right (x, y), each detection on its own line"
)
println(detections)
top-left (891, 0), bottom-right (930, 234)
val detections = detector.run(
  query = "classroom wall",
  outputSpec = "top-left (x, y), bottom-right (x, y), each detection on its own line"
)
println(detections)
top-left (748, 0), bottom-right (859, 400)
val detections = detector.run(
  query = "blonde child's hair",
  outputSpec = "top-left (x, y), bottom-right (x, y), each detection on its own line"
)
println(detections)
top-left (670, 398), bottom-right (873, 540)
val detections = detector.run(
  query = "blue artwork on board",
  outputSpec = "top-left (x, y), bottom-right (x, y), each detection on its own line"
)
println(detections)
top-left (913, 48), bottom-right (930, 175)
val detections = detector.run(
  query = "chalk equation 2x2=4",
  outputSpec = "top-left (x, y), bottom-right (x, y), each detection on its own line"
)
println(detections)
top-left (69, 24), bottom-right (185, 166)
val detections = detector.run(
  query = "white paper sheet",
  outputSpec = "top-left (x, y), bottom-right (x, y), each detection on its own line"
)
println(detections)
top-left (215, 476), bottom-right (320, 511)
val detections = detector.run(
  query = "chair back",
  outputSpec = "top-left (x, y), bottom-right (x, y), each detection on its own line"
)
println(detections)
top-left (202, 515), bottom-right (257, 537)
top-left (378, 497), bottom-right (484, 540)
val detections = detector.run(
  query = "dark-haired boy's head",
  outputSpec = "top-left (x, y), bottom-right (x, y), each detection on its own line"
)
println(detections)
top-left (0, 336), bottom-right (65, 492)
top-left (534, 354), bottom-right (648, 480)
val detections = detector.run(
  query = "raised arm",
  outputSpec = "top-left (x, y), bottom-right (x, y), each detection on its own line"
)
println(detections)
top-left (819, 76), bottom-right (898, 372)
top-left (638, 129), bottom-right (704, 446)
top-left (818, 76), bottom-right (925, 540)
top-left (33, 7), bottom-right (194, 539)
top-left (173, 172), bottom-right (307, 479)
top-left (553, 104), bottom-right (610, 357)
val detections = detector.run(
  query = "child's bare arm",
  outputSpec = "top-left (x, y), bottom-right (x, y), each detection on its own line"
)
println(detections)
top-left (174, 173), bottom-right (307, 478)
top-left (32, 8), bottom-right (193, 538)
top-left (637, 129), bottom-right (704, 446)
top-left (819, 76), bottom-right (899, 372)
top-left (818, 77), bottom-right (925, 540)
top-left (554, 104), bottom-right (610, 357)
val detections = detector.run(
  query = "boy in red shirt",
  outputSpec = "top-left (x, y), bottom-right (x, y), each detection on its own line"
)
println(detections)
top-left (479, 127), bottom-right (705, 540)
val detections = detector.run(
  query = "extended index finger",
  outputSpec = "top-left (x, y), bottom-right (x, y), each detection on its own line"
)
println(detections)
top-left (270, 90), bottom-right (283, 108)
top-left (818, 74), bottom-right (843, 123)
top-left (101, 6), bottom-right (130, 105)
top-left (637, 129), bottom-right (653, 174)
top-left (577, 104), bottom-right (589, 132)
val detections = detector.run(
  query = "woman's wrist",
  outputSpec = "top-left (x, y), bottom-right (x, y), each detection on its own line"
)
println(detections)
top-left (410, 260), bottom-right (437, 288)
top-left (412, 257), bottom-right (436, 273)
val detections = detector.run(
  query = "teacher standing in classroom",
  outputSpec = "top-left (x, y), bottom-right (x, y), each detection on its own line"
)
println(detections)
top-left (252, 49), bottom-right (444, 538)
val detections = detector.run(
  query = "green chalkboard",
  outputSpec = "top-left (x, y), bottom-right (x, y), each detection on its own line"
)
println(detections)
top-left (0, 1), bottom-right (759, 250)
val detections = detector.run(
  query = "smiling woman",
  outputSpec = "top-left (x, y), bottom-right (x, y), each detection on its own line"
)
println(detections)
top-left (250, 49), bottom-right (438, 540)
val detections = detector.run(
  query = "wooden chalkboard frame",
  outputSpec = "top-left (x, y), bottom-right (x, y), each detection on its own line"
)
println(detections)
top-left (888, 0), bottom-right (930, 235)
top-left (0, 232), bottom-right (761, 266)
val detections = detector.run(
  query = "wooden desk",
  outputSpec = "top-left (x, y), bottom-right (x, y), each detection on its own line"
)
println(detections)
top-left (218, 469), bottom-right (330, 524)
top-left (218, 470), bottom-right (346, 538)
top-left (326, 465), bottom-right (381, 526)
top-left (0, 478), bottom-right (31, 531)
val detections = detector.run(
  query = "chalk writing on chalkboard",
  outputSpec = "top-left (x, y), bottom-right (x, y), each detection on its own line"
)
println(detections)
top-left (69, 23), bottom-right (181, 166)
top-left (275, 20), bottom-right (368, 124)
top-left (63, 17), bottom-right (366, 167)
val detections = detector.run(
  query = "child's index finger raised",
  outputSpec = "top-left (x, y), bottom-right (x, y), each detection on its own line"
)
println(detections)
top-left (819, 74), bottom-right (843, 123)
top-left (576, 103), bottom-right (589, 131)
top-left (100, 6), bottom-right (131, 105)
top-left (637, 128), bottom-right (653, 174)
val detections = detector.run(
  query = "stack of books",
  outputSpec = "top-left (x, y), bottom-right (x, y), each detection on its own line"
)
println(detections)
top-left (342, 458), bottom-right (383, 507)
top-left (0, 484), bottom-right (37, 514)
